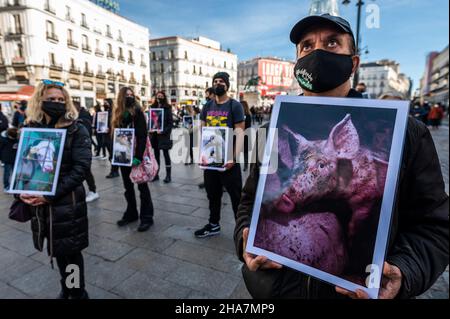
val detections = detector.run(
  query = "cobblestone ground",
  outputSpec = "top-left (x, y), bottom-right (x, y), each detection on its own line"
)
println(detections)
top-left (0, 123), bottom-right (448, 299)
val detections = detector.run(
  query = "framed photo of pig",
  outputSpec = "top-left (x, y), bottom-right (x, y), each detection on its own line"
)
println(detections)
top-left (112, 128), bottom-right (135, 167)
top-left (246, 95), bottom-right (409, 299)
top-left (8, 128), bottom-right (67, 196)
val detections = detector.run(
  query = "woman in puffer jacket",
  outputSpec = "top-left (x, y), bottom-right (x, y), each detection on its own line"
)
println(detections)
top-left (20, 80), bottom-right (91, 299)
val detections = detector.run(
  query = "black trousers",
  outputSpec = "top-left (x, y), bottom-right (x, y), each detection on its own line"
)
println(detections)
top-left (85, 170), bottom-right (96, 193)
top-left (204, 164), bottom-right (242, 225)
top-left (107, 134), bottom-right (119, 174)
top-left (56, 252), bottom-right (85, 297)
top-left (154, 147), bottom-right (171, 175)
top-left (95, 134), bottom-right (107, 156)
top-left (120, 166), bottom-right (154, 223)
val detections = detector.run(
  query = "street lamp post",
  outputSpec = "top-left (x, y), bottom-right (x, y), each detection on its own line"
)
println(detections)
top-left (342, 0), bottom-right (366, 88)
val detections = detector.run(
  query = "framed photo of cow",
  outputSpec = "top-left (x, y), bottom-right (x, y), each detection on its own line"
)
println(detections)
top-left (149, 108), bottom-right (164, 133)
top-left (96, 111), bottom-right (109, 133)
top-left (112, 128), bottom-right (135, 167)
top-left (199, 126), bottom-right (230, 172)
top-left (246, 95), bottom-right (409, 299)
top-left (8, 128), bottom-right (67, 196)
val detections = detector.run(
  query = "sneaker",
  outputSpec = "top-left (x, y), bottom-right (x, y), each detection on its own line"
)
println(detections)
top-left (194, 223), bottom-right (220, 238)
top-left (85, 191), bottom-right (100, 203)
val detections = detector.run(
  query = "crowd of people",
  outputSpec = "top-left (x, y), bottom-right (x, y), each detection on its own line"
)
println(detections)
top-left (0, 13), bottom-right (448, 301)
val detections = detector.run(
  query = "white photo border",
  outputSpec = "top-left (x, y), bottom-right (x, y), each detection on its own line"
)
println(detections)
top-left (149, 108), bottom-right (165, 133)
top-left (199, 126), bottom-right (230, 172)
top-left (8, 128), bottom-right (67, 196)
top-left (246, 95), bottom-right (410, 299)
top-left (111, 128), bottom-right (135, 167)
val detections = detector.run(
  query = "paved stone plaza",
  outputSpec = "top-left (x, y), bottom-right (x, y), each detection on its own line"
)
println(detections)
top-left (0, 124), bottom-right (448, 299)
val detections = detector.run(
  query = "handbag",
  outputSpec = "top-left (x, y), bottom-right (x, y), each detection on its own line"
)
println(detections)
top-left (130, 136), bottom-right (159, 184)
top-left (9, 199), bottom-right (32, 223)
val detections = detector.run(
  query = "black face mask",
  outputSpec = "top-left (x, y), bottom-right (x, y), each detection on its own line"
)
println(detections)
top-left (157, 98), bottom-right (165, 105)
top-left (294, 49), bottom-right (354, 93)
top-left (214, 85), bottom-right (226, 97)
top-left (42, 101), bottom-right (66, 120)
top-left (125, 96), bottom-right (135, 108)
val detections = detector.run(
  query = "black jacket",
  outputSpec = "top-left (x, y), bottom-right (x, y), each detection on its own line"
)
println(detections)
top-left (234, 90), bottom-right (449, 299)
top-left (150, 105), bottom-right (173, 150)
top-left (0, 111), bottom-right (8, 133)
top-left (12, 111), bottom-right (26, 128)
top-left (0, 131), bottom-right (18, 164)
top-left (78, 108), bottom-right (93, 137)
top-left (120, 106), bottom-right (147, 161)
top-left (26, 119), bottom-right (92, 257)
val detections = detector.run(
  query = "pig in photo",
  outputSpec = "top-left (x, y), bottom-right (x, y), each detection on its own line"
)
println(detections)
top-left (253, 100), bottom-right (402, 288)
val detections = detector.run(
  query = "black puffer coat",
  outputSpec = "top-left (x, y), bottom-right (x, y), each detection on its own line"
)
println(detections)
top-left (27, 119), bottom-right (92, 257)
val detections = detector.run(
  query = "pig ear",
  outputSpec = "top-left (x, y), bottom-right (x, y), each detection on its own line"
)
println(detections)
top-left (279, 126), bottom-right (309, 169)
top-left (373, 157), bottom-right (388, 194)
top-left (326, 114), bottom-right (360, 159)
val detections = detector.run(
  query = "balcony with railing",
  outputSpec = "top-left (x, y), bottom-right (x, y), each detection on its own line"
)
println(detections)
top-left (83, 69), bottom-right (94, 77)
top-left (140, 61), bottom-right (148, 68)
top-left (118, 55), bottom-right (125, 63)
top-left (142, 79), bottom-right (149, 86)
top-left (82, 45), bottom-right (92, 53)
top-left (67, 39), bottom-right (79, 49)
top-left (128, 58), bottom-right (135, 65)
top-left (93, 27), bottom-right (102, 35)
top-left (5, 28), bottom-right (24, 41)
top-left (46, 32), bottom-right (59, 43)
top-left (44, 3), bottom-right (56, 15)
top-left (0, 57), bottom-right (5, 65)
top-left (95, 49), bottom-right (104, 57)
top-left (69, 66), bottom-right (81, 74)
top-left (81, 22), bottom-right (89, 30)
top-left (49, 62), bottom-right (63, 71)
top-left (129, 77), bottom-right (137, 84)
top-left (118, 75), bottom-right (127, 83)
top-left (117, 36), bottom-right (123, 43)
top-left (106, 31), bottom-right (113, 39)
top-left (65, 14), bottom-right (75, 23)
top-left (12, 56), bottom-right (25, 65)
top-left (96, 71), bottom-right (106, 79)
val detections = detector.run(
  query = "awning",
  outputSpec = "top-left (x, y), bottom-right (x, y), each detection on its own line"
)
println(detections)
top-left (0, 85), bottom-right (34, 101)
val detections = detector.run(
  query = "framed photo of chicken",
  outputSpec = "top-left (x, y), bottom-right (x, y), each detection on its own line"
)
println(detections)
top-left (149, 108), bottom-right (164, 133)
top-left (112, 128), bottom-right (135, 167)
top-left (183, 115), bottom-right (194, 129)
top-left (8, 128), bottom-right (67, 196)
top-left (246, 95), bottom-right (409, 299)
top-left (199, 126), bottom-right (230, 172)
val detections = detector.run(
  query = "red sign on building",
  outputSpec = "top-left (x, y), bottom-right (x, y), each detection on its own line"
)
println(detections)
top-left (258, 59), bottom-right (295, 96)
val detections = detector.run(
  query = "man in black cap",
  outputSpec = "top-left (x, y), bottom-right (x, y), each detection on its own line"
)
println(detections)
top-left (194, 72), bottom-right (246, 238)
top-left (234, 14), bottom-right (448, 299)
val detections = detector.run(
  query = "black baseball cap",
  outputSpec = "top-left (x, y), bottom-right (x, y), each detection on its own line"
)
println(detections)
top-left (290, 14), bottom-right (355, 46)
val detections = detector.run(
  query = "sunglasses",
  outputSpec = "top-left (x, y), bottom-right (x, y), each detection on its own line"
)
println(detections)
top-left (42, 79), bottom-right (65, 87)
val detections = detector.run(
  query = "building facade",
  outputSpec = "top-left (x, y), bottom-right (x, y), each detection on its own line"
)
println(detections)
top-left (0, 0), bottom-right (150, 108)
top-left (420, 46), bottom-right (449, 107)
top-left (237, 57), bottom-right (295, 107)
top-left (359, 59), bottom-right (412, 99)
top-left (149, 36), bottom-right (238, 106)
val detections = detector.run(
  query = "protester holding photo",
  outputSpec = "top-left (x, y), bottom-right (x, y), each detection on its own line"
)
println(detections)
top-left (19, 80), bottom-right (91, 299)
top-left (112, 87), bottom-right (154, 232)
top-left (104, 98), bottom-right (120, 179)
top-left (184, 105), bottom-right (195, 166)
top-left (194, 72), bottom-right (245, 238)
top-left (150, 91), bottom-right (173, 183)
top-left (241, 100), bottom-right (252, 172)
top-left (0, 127), bottom-right (19, 192)
top-left (93, 102), bottom-right (108, 160)
top-left (74, 101), bottom-right (100, 203)
top-left (234, 14), bottom-right (449, 299)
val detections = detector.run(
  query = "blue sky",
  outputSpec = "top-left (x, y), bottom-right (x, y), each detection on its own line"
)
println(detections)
top-left (119, 0), bottom-right (449, 90)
